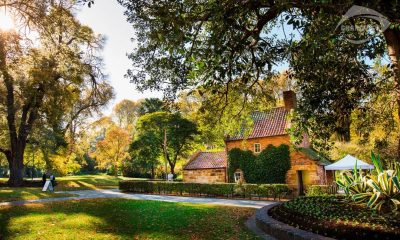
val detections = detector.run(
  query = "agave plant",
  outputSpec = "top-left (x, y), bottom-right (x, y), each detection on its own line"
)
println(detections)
top-left (336, 160), bottom-right (370, 196)
top-left (337, 152), bottom-right (400, 212)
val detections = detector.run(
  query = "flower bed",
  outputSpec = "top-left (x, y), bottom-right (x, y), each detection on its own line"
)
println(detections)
top-left (119, 180), bottom-right (291, 200)
top-left (269, 196), bottom-right (400, 240)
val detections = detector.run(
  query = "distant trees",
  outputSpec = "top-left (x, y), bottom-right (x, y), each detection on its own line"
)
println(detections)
top-left (137, 98), bottom-right (169, 116)
top-left (93, 125), bottom-right (130, 176)
top-left (113, 100), bottom-right (139, 129)
top-left (132, 112), bottom-right (198, 175)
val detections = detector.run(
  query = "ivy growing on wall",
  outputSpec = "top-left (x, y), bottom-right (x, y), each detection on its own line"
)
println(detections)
top-left (228, 144), bottom-right (291, 184)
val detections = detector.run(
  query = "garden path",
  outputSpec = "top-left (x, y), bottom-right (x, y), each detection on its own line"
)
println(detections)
top-left (0, 189), bottom-right (275, 208)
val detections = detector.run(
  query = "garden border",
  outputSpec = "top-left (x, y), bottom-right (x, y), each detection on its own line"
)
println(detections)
top-left (255, 203), bottom-right (334, 240)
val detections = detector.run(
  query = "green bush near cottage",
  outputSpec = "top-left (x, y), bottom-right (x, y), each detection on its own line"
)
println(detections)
top-left (119, 180), bottom-right (290, 200)
top-left (305, 185), bottom-right (337, 196)
top-left (227, 144), bottom-right (291, 183)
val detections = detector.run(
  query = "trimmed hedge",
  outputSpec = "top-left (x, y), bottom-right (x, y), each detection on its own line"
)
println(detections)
top-left (305, 185), bottom-right (338, 196)
top-left (119, 180), bottom-right (291, 200)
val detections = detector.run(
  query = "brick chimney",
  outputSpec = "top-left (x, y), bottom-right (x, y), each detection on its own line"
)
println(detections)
top-left (283, 90), bottom-right (297, 110)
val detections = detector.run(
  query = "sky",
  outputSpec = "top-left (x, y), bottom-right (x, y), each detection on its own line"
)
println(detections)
top-left (77, 0), bottom-right (161, 115)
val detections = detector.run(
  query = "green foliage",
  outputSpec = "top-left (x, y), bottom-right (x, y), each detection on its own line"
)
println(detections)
top-left (135, 112), bottom-right (198, 174)
top-left (137, 98), bottom-right (169, 116)
top-left (227, 148), bottom-right (255, 182)
top-left (128, 131), bottom-right (160, 178)
top-left (290, 13), bottom-right (379, 149)
top-left (119, 181), bottom-right (290, 200)
top-left (336, 152), bottom-right (400, 212)
top-left (227, 144), bottom-right (290, 184)
top-left (256, 144), bottom-right (291, 183)
top-left (305, 185), bottom-right (336, 196)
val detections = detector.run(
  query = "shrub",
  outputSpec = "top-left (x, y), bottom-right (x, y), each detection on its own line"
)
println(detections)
top-left (227, 144), bottom-right (291, 184)
top-left (306, 185), bottom-right (336, 196)
top-left (119, 180), bottom-right (290, 200)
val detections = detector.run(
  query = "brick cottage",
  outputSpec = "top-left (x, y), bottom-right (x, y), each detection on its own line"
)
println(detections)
top-left (183, 91), bottom-right (334, 194)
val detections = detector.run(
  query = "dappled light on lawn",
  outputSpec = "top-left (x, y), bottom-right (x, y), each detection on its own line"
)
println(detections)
top-left (0, 199), bottom-right (259, 240)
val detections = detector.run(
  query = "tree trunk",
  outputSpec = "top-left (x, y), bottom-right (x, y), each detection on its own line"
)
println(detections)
top-left (151, 165), bottom-right (155, 179)
top-left (170, 163), bottom-right (175, 175)
top-left (7, 144), bottom-right (25, 187)
top-left (384, 28), bottom-right (400, 162)
top-left (336, 113), bottom-right (351, 142)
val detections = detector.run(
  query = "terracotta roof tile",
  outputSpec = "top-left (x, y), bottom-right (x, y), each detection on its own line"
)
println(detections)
top-left (227, 107), bottom-right (289, 141)
top-left (184, 151), bottom-right (227, 170)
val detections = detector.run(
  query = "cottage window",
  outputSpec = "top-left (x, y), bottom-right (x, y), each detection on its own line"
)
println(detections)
top-left (254, 143), bottom-right (261, 153)
top-left (234, 172), bottom-right (242, 182)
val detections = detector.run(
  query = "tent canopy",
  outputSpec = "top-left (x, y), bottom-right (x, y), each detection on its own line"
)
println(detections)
top-left (325, 154), bottom-right (374, 170)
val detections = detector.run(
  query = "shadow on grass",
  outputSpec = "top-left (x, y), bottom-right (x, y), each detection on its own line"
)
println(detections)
top-left (0, 199), bottom-right (258, 240)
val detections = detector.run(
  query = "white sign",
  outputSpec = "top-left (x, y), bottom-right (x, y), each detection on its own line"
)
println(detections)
top-left (42, 180), bottom-right (53, 192)
top-left (167, 173), bottom-right (173, 181)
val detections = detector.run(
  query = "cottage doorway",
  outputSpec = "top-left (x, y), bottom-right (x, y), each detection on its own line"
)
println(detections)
top-left (297, 171), bottom-right (305, 196)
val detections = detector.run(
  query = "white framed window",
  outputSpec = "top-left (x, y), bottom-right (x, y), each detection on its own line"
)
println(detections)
top-left (254, 143), bottom-right (261, 153)
top-left (234, 172), bottom-right (242, 182)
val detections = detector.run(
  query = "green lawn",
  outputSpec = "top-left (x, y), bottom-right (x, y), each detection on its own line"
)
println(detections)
top-left (0, 174), bottom-right (142, 191)
top-left (0, 188), bottom-right (74, 203)
top-left (55, 174), bottom-right (140, 191)
top-left (0, 175), bottom-right (141, 202)
top-left (0, 199), bottom-right (259, 240)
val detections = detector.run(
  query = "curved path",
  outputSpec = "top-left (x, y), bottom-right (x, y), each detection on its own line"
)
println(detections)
top-left (0, 189), bottom-right (275, 208)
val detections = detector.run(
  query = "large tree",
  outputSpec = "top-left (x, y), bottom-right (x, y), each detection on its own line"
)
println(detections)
top-left (0, 0), bottom-right (113, 186)
top-left (129, 132), bottom-right (160, 178)
top-left (289, 13), bottom-right (378, 147)
top-left (119, 0), bottom-right (400, 156)
top-left (135, 112), bottom-right (198, 174)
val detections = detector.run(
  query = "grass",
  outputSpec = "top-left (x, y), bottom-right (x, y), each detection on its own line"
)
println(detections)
top-left (0, 188), bottom-right (75, 202)
top-left (0, 174), bottom-right (141, 202)
top-left (0, 174), bottom-right (141, 191)
top-left (0, 199), bottom-right (259, 240)
top-left (55, 175), bottom-right (139, 191)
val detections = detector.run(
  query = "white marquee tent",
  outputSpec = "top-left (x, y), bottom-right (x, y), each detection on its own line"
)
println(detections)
top-left (325, 154), bottom-right (374, 171)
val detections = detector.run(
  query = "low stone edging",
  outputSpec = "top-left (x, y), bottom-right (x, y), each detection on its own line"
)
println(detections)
top-left (255, 203), bottom-right (335, 240)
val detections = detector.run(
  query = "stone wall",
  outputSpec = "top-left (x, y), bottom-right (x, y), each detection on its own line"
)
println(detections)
top-left (183, 168), bottom-right (226, 183)
top-left (286, 150), bottom-right (329, 188)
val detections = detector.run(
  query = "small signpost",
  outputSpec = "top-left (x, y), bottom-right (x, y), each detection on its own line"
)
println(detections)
top-left (42, 180), bottom-right (54, 192)
top-left (167, 173), bottom-right (174, 181)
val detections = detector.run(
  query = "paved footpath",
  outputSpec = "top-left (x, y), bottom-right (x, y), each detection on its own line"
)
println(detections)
top-left (0, 189), bottom-right (275, 209)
